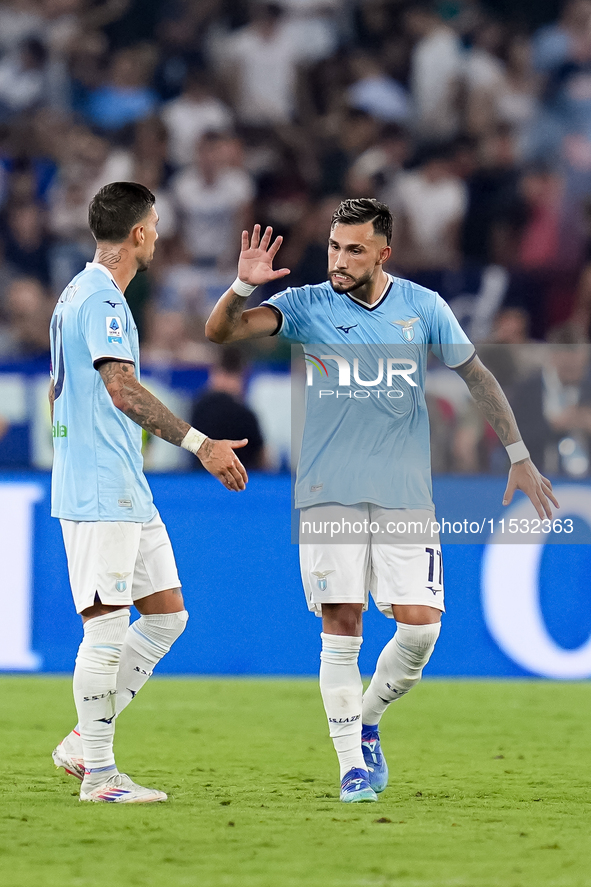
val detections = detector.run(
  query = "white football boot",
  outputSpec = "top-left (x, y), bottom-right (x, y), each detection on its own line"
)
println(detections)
top-left (79, 772), bottom-right (168, 803)
top-left (52, 734), bottom-right (85, 781)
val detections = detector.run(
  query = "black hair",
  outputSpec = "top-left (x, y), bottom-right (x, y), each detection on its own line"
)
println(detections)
top-left (331, 198), bottom-right (393, 245)
top-left (88, 182), bottom-right (156, 243)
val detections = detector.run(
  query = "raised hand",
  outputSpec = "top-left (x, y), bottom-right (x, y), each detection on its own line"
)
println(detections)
top-left (237, 225), bottom-right (290, 287)
top-left (502, 460), bottom-right (559, 519)
top-left (197, 438), bottom-right (249, 491)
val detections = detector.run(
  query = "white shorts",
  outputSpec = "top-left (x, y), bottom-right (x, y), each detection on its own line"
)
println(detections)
top-left (60, 512), bottom-right (181, 614)
top-left (299, 503), bottom-right (444, 618)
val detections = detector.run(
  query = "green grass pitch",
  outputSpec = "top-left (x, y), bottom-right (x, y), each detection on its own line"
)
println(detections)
top-left (1, 677), bottom-right (590, 887)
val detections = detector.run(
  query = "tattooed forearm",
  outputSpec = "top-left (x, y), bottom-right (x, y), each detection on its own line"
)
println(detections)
top-left (96, 247), bottom-right (126, 269)
top-left (48, 379), bottom-right (54, 423)
top-left (455, 356), bottom-right (520, 446)
top-left (99, 360), bottom-right (190, 446)
top-left (225, 293), bottom-right (247, 324)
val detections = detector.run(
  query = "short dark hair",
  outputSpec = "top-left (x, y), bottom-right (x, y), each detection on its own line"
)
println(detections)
top-left (331, 198), bottom-right (393, 245)
top-left (88, 182), bottom-right (156, 243)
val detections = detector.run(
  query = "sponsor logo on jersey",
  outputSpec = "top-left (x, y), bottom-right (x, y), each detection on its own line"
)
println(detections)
top-left (104, 300), bottom-right (122, 308)
top-left (391, 317), bottom-right (420, 342)
top-left (118, 498), bottom-right (132, 508)
top-left (335, 324), bottom-right (358, 334)
top-left (106, 316), bottom-right (123, 343)
top-left (52, 421), bottom-right (67, 438)
top-left (312, 569), bottom-right (334, 591)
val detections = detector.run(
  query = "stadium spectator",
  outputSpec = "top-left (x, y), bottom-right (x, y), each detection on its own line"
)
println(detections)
top-left (190, 347), bottom-right (266, 470)
top-left (511, 343), bottom-right (591, 475)
top-left (220, 2), bottom-right (312, 127)
top-left (0, 276), bottom-right (52, 357)
top-left (2, 200), bottom-right (51, 285)
top-left (0, 38), bottom-right (48, 121)
top-left (161, 69), bottom-right (233, 169)
top-left (403, 1), bottom-right (464, 141)
top-left (390, 142), bottom-right (468, 279)
top-left (171, 131), bottom-right (254, 272)
top-left (84, 45), bottom-right (158, 132)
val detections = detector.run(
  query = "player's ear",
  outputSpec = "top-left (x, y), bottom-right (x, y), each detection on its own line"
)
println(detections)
top-left (378, 245), bottom-right (391, 265)
top-left (132, 222), bottom-right (145, 247)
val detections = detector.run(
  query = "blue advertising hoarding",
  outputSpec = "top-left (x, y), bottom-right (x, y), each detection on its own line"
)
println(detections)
top-left (1, 473), bottom-right (590, 679)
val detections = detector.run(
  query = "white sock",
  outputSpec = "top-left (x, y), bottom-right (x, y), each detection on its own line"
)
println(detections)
top-left (362, 622), bottom-right (441, 727)
top-left (319, 632), bottom-right (366, 779)
top-left (115, 611), bottom-right (189, 715)
top-left (73, 609), bottom-right (129, 786)
top-left (67, 610), bottom-right (189, 758)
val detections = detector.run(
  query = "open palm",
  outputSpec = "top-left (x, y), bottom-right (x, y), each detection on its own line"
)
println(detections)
top-left (238, 225), bottom-right (290, 286)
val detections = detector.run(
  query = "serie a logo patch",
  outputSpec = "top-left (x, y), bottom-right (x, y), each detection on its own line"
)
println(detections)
top-left (106, 316), bottom-right (123, 343)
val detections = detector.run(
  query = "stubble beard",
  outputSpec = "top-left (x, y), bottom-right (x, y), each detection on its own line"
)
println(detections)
top-left (328, 268), bottom-right (373, 294)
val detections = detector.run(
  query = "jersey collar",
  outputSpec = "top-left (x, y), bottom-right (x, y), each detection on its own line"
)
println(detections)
top-left (341, 274), bottom-right (393, 312)
top-left (85, 262), bottom-right (123, 294)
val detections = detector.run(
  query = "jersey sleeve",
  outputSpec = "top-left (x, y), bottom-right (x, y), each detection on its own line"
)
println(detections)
top-left (261, 286), bottom-right (311, 343)
top-left (79, 290), bottom-right (135, 367)
top-left (429, 294), bottom-right (475, 368)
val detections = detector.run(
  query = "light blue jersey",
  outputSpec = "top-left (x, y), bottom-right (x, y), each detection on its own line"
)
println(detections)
top-left (50, 262), bottom-right (156, 522)
top-left (263, 275), bottom-right (474, 510)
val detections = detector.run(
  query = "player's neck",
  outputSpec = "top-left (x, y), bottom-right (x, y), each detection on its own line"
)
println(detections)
top-left (353, 270), bottom-right (389, 306)
top-left (93, 245), bottom-right (137, 293)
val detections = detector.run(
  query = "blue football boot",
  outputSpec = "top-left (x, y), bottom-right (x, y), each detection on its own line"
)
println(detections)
top-left (339, 767), bottom-right (378, 803)
top-left (361, 724), bottom-right (389, 793)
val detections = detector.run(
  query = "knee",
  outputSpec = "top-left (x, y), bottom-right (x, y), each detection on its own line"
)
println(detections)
top-left (322, 603), bottom-right (363, 637)
top-left (396, 622), bottom-right (441, 659)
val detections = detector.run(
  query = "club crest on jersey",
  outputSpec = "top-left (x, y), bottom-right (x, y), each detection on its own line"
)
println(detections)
top-left (312, 570), bottom-right (334, 591)
top-left (391, 317), bottom-right (420, 342)
top-left (106, 316), bottom-right (123, 343)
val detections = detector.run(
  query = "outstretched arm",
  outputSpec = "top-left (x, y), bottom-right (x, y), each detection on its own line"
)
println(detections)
top-left (455, 356), bottom-right (559, 518)
top-left (98, 360), bottom-right (248, 491)
top-left (205, 225), bottom-right (290, 343)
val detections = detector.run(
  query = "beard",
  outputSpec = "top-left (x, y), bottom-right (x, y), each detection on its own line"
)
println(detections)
top-left (136, 255), bottom-right (152, 273)
top-left (328, 267), bottom-right (373, 293)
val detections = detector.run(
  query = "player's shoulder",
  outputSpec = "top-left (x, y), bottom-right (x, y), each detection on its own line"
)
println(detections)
top-left (390, 275), bottom-right (441, 312)
top-left (266, 280), bottom-right (332, 305)
top-left (58, 266), bottom-right (122, 310)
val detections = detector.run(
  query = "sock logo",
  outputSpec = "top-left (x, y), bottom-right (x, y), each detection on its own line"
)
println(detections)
top-left (329, 714), bottom-right (360, 724)
top-left (83, 689), bottom-right (116, 702)
top-left (134, 666), bottom-right (153, 677)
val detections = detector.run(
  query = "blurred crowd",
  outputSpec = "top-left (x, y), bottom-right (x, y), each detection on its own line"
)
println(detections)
top-left (3, 0), bottom-right (591, 473)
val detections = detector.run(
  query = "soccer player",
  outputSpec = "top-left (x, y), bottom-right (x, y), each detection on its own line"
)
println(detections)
top-left (205, 198), bottom-right (558, 803)
top-left (50, 182), bottom-right (248, 803)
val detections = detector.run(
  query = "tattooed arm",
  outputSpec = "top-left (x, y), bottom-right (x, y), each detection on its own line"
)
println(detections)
top-left (455, 355), bottom-right (559, 517)
top-left (205, 225), bottom-right (290, 343)
top-left (98, 360), bottom-right (248, 491)
top-left (49, 378), bottom-right (54, 423)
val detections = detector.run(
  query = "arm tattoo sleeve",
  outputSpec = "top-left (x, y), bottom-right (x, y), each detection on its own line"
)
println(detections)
top-left (99, 361), bottom-right (191, 446)
top-left (455, 357), bottom-right (520, 446)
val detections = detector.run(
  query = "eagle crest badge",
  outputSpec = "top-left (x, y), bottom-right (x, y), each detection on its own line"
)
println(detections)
top-left (391, 317), bottom-right (420, 342)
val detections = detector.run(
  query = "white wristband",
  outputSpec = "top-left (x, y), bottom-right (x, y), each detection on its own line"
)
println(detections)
top-left (231, 277), bottom-right (257, 298)
top-left (506, 440), bottom-right (530, 464)
top-left (181, 427), bottom-right (207, 455)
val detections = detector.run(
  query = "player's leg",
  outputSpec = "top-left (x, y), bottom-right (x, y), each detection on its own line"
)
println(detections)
top-left (362, 533), bottom-right (444, 791)
top-left (300, 504), bottom-right (376, 802)
top-left (54, 520), bottom-right (166, 802)
top-left (114, 512), bottom-right (187, 714)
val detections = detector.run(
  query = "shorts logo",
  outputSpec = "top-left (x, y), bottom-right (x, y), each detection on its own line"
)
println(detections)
top-left (109, 571), bottom-right (130, 593)
top-left (312, 569), bottom-right (334, 591)
top-left (107, 316), bottom-right (123, 343)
